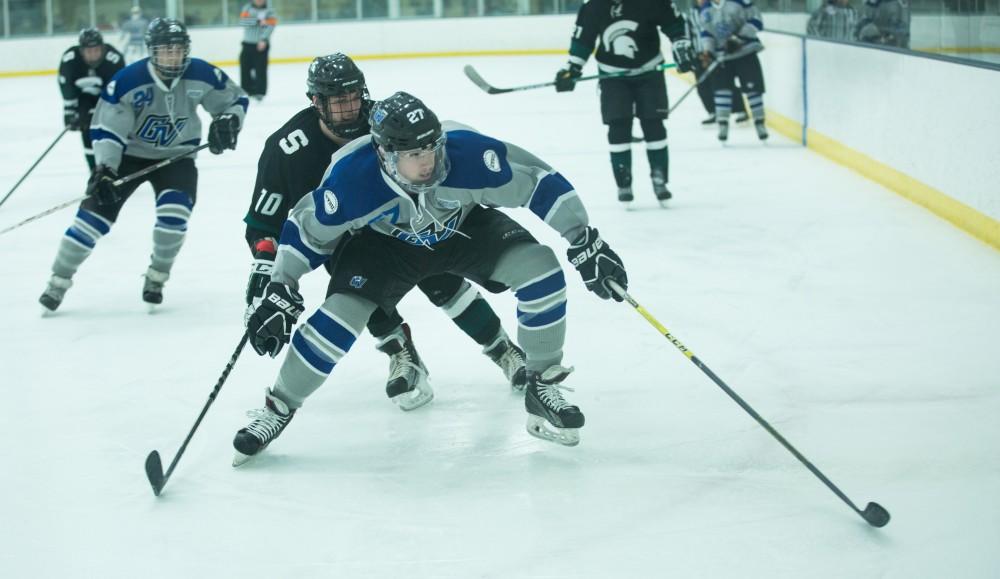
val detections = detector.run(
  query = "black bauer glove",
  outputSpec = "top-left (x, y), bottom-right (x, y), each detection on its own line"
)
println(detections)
top-left (247, 281), bottom-right (304, 357)
top-left (671, 39), bottom-right (696, 74)
top-left (85, 165), bottom-right (121, 206)
top-left (554, 63), bottom-right (583, 93)
top-left (64, 108), bottom-right (81, 131)
top-left (208, 113), bottom-right (240, 154)
top-left (567, 227), bottom-right (628, 302)
top-left (243, 239), bottom-right (277, 327)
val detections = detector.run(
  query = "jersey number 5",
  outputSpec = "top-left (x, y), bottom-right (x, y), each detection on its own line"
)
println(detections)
top-left (255, 188), bottom-right (284, 216)
top-left (278, 129), bottom-right (309, 155)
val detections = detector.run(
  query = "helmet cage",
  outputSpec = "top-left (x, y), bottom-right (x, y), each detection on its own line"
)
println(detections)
top-left (306, 55), bottom-right (371, 139)
top-left (145, 19), bottom-right (191, 81)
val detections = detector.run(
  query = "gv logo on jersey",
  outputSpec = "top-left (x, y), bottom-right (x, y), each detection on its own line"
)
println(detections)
top-left (391, 212), bottom-right (460, 246)
top-left (137, 115), bottom-right (188, 146)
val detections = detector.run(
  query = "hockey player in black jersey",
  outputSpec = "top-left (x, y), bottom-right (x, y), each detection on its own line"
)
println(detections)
top-left (58, 28), bottom-right (125, 171)
top-left (243, 53), bottom-right (527, 411)
top-left (555, 0), bottom-right (695, 205)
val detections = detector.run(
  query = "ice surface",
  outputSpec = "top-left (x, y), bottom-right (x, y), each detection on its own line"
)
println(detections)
top-left (1, 54), bottom-right (998, 578)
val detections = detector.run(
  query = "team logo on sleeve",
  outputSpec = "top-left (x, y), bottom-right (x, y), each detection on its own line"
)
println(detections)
top-left (483, 149), bottom-right (502, 173)
top-left (323, 189), bottom-right (339, 214)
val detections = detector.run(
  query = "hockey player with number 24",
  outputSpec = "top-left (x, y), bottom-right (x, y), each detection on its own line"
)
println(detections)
top-left (243, 53), bottom-right (527, 412)
top-left (38, 19), bottom-right (248, 314)
top-left (235, 92), bottom-right (629, 464)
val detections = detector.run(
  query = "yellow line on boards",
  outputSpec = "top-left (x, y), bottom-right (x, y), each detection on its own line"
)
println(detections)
top-left (767, 110), bottom-right (1000, 251)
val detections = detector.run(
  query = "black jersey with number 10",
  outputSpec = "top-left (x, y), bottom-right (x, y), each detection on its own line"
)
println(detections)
top-left (244, 107), bottom-right (346, 248)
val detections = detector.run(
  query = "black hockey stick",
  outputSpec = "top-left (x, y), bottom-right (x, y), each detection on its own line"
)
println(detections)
top-left (0, 127), bottom-right (69, 209)
top-left (664, 45), bottom-right (764, 116)
top-left (0, 143), bottom-right (210, 237)
top-left (463, 62), bottom-right (678, 95)
top-left (606, 280), bottom-right (891, 528)
top-left (145, 333), bottom-right (249, 496)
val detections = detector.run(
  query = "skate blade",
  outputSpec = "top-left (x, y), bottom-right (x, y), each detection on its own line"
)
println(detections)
top-left (393, 379), bottom-right (434, 411)
top-left (40, 306), bottom-right (55, 317)
top-left (526, 415), bottom-right (580, 447)
top-left (232, 451), bottom-right (254, 467)
top-left (658, 200), bottom-right (670, 209)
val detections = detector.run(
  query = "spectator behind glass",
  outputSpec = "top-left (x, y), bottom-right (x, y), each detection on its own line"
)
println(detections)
top-left (856, 0), bottom-right (911, 48)
top-left (807, 0), bottom-right (859, 42)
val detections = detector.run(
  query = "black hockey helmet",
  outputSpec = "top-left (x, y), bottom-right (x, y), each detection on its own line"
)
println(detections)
top-left (145, 18), bottom-right (191, 80)
top-left (369, 92), bottom-right (449, 194)
top-left (306, 53), bottom-right (371, 139)
top-left (78, 28), bottom-right (103, 48)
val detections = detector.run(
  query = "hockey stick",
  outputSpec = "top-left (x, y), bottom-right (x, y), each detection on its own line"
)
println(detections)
top-left (665, 45), bottom-right (765, 116)
top-left (665, 59), bottom-right (721, 116)
top-left (145, 333), bottom-right (249, 496)
top-left (463, 62), bottom-right (678, 95)
top-left (605, 279), bottom-right (891, 528)
top-left (0, 143), bottom-right (210, 237)
top-left (0, 127), bottom-right (69, 209)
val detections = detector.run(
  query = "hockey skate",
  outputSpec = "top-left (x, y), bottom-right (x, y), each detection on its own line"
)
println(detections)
top-left (651, 169), bottom-right (672, 204)
top-left (377, 324), bottom-right (434, 411)
top-left (701, 114), bottom-right (716, 126)
top-left (232, 389), bottom-right (296, 467)
top-left (617, 186), bottom-right (634, 203)
top-left (754, 120), bottom-right (769, 141)
top-left (142, 267), bottom-right (170, 308)
top-left (484, 338), bottom-right (528, 391)
top-left (717, 121), bottom-right (730, 143)
top-left (734, 112), bottom-right (750, 124)
top-left (524, 365), bottom-right (584, 446)
top-left (39, 274), bottom-right (73, 313)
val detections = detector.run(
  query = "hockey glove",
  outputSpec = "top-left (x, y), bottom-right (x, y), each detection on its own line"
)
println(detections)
top-left (64, 109), bottom-right (81, 131)
top-left (567, 227), bottom-right (628, 302)
top-left (554, 63), bottom-right (583, 93)
top-left (208, 113), bottom-right (240, 154)
top-left (243, 239), bottom-right (277, 328)
top-left (724, 37), bottom-right (745, 54)
top-left (247, 281), bottom-right (304, 357)
top-left (671, 39), bottom-right (697, 74)
top-left (85, 165), bottom-right (121, 206)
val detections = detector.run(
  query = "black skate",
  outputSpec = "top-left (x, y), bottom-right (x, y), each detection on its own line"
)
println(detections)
top-left (484, 338), bottom-right (528, 391)
top-left (233, 390), bottom-right (296, 466)
top-left (718, 121), bottom-right (729, 143)
top-left (142, 267), bottom-right (169, 308)
top-left (651, 169), bottom-right (672, 204)
top-left (734, 112), bottom-right (750, 124)
top-left (617, 186), bottom-right (634, 203)
top-left (39, 274), bottom-right (72, 313)
top-left (754, 120), bottom-right (769, 141)
top-left (701, 114), bottom-right (716, 126)
top-left (524, 365), bottom-right (584, 446)
top-left (377, 323), bottom-right (433, 411)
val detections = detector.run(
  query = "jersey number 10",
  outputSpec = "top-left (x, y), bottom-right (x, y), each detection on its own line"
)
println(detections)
top-left (255, 188), bottom-right (283, 216)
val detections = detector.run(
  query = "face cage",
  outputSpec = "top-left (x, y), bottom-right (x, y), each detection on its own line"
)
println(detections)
top-left (314, 89), bottom-right (368, 139)
top-left (149, 43), bottom-right (191, 80)
top-left (382, 136), bottom-right (450, 196)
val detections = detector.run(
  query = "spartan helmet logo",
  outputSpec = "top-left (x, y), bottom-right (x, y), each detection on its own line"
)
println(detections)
top-left (602, 21), bottom-right (640, 59)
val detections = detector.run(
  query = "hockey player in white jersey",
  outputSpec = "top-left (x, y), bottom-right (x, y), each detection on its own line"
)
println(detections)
top-left (698, 0), bottom-right (769, 142)
top-left (39, 18), bottom-right (248, 313)
top-left (120, 6), bottom-right (150, 64)
top-left (233, 92), bottom-right (629, 464)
